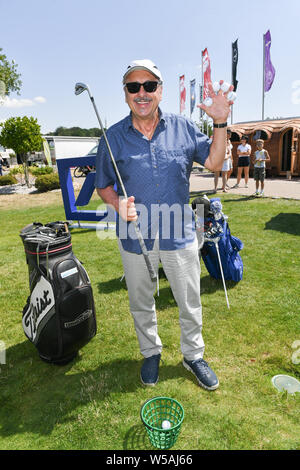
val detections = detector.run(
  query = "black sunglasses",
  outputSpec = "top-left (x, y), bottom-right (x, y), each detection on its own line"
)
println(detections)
top-left (124, 80), bottom-right (162, 94)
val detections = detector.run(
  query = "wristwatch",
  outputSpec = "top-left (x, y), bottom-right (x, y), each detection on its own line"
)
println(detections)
top-left (213, 122), bottom-right (227, 128)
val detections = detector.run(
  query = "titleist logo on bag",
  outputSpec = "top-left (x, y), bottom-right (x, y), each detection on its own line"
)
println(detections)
top-left (20, 221), bottom-right (97, 365)
top-left (22, 276), bottom-right (55, 342)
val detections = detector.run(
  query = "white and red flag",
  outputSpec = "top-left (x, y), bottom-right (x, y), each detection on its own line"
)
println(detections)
top-left (202, 48), bottom-right (212, 100)
top-left (179, 75), bottom-right (186, 113)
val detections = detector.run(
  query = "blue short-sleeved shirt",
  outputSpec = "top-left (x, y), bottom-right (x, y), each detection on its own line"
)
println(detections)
top-left (95, 109), bottom-right (210, 253)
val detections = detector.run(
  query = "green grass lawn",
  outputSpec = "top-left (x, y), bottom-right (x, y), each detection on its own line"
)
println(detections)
top-left (0, 192), bottom-right (299, 450)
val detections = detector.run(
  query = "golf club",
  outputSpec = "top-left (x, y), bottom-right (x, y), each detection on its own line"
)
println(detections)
top-left (214, 240), bottom-right (230, 309)
top-left (75, 82), bottom-right (157, 283)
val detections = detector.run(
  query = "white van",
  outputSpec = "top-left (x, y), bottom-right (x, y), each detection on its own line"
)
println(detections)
top-left (0, 145), bottom-right (14, 167)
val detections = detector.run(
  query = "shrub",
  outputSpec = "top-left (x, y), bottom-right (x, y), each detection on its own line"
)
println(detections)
top-left (35, 173), bottom-right (60, 192)
top-left (9, 165), bottom-right (24, 176)
top-left (29, 166), bottom-right (53, 177)
top-left (0, 174), bottom-right (18, 186)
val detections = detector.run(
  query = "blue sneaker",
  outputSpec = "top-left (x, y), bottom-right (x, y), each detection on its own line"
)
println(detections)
top-left (183, 358), bottom-right (219, 391)
top-left (140, 353), bottom-right (161, 386)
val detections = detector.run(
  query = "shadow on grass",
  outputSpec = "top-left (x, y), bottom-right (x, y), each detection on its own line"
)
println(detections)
top-left (190, 191), bottom-right (256, 203)
top-left (264, 213), bottom-right (300, 236)
top-left (97, 270), bottom-right (236, 302)
top-left (97, 277), bottom-right (127, 294)
top-left (0, 341), bottom-right (188, 440)
top-left (97, 278), bottom-right (177, 311)
top-left (190, 190), bottom-right (219, 198)
top-left (97, 267), bottom-right (169, 294)
top-left (200, 274), bottom-right (238, 294)
top-left (219, 195), bottom-right (256, 203)
top-left (123, 424), bottom-right (154, 450)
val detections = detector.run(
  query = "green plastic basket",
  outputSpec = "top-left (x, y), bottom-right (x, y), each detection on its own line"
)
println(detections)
top-left (140, 396), bottom-right (184, 449)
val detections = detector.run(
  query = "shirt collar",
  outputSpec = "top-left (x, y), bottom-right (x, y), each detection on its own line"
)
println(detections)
top-left (125, 107), bottom-right (166, 131)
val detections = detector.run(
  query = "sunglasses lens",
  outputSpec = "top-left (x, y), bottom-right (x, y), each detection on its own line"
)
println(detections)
top-left (125, 81), bottom-right (161, 94)
top-left (143, 81), bottom-right (158, 92)
top-left (126, 82), bottom-right (141, 93)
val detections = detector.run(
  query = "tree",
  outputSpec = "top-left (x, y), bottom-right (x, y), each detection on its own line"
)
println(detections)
top-left (196, 120), bottom-right (213, 137)
top-left (0, 48), bottom-right (22, 97)
top-left (0, 116), bottom-right (43, 187)
top-left (47, 126), bottom-right (103, 137)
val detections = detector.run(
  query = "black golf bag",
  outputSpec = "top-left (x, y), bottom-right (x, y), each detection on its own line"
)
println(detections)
top-left (192, 196), bottom-right (244, 282)
top-left (20, 221), bottom-right (97, 364)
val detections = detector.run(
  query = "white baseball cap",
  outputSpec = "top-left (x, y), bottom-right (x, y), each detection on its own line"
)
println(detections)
top-left (123, 59), bottom-right (163, 83)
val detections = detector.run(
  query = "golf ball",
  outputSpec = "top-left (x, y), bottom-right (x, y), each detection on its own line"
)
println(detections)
top-left (227, 91), bottom-right (237, 102)
top-left (212, 81), bottom-right (221, 93)
top-left (203, 97), bottom-right (213, 107)
top-left (162, 420), bottom-right (171, 429)
top-left (221, 82), bottom-right (230, 93)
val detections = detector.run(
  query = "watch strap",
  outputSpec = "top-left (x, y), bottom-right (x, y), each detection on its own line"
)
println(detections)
top-left (213, 122), bottom-right (227, 128)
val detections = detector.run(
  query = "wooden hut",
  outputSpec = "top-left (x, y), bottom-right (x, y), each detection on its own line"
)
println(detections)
top-left (228, 117), bottom-right (300, 177)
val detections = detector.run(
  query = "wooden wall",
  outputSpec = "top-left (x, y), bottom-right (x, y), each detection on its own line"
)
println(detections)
top-left (230, 127), bottom-right (300, 177)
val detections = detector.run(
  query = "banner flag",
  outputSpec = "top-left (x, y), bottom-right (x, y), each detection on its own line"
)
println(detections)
top-left (43, 138), bottom-right (52, 167)
top-left (179, 75), bottom-right (186, 113)
top-left (232, 39), bottom-right (238, 91)
top-left (190, 79), bottom-right (196, 116)
top-left (202, 48), bottom-right (212, 100)
top-left (264, 30), bottom-right (275, 92)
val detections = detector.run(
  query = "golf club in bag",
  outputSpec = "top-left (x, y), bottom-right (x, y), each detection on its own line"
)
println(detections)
top-left (20, 221), bottom-right (97, 364)
top-left (192, 196), bottom-right (244, 309)
top-left (75, 82), bottom-right (157, 283)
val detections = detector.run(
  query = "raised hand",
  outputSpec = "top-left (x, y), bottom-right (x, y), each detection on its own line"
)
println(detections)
top-left (198, 80), bottom-right (235, 124)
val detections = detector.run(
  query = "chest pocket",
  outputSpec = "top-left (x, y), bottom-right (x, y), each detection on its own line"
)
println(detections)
top-left (165, 149), bottom-right (189, 182)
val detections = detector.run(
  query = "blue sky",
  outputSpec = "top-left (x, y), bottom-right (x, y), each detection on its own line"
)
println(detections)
top-left (1, 0), bottom-right (300, 134)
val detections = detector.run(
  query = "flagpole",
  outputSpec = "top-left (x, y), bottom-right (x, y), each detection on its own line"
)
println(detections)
top-left (201, 56), bottom-right (204, 132)
top-left (190, 80), bottom-right (191, 119)
top-left (262, 33), bottom-right (265, 121)
top-left (231, 45), bottom-right (233, 125)
top-left (205, 52), bottom-right (208, 135)
top-left (179, 76), bottom-right (181, 114)
top-left (199, 85), bottom-right (202, 132)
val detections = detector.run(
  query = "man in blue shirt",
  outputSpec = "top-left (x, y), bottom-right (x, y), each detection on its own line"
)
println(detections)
top-left (95, 59), bottom-right (234, 391)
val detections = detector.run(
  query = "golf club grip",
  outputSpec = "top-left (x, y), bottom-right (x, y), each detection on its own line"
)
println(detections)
top-left (133, 220), bottom-right (157, 282)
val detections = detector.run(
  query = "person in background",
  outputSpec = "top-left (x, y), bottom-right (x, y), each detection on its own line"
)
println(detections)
top-left (252, 139), bottom-right (270, 196)
top-left (0, 155), bottom-right (3, 176)
top-left (213, 129), bottom-right (233, 192)
top-left (225, 129), bottom-right (233, 187)
top-left (232, 135), bottom-right (251, 188)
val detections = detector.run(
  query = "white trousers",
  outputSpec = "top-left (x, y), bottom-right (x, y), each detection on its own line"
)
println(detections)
top-left (118, 237), bottom-right (205, 361)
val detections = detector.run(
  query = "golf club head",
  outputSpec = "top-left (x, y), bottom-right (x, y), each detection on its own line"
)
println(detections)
top-left (75, 82), bottom-right (90, 96)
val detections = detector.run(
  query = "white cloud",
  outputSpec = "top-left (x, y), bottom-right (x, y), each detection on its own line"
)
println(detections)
top-left (0, 96), bottom-right (47, 108)
top-left (34, 96), bottom-right (46, 103)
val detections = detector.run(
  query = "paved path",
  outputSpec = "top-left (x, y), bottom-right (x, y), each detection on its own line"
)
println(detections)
top-left (1, 168), bottom-right (300, 201)
top-left (189, 172), bottom-right (300, 200)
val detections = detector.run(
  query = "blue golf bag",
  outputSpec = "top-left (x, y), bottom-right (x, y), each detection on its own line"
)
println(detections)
top-left (192, 196), bottom-right (243, 282)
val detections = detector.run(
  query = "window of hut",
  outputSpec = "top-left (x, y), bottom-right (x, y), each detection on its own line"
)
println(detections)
top-left (230, 132), bottom-right (240, 142)
top-left (281, 129), bottom-right (293, 172)
top-left (253, 130), bottom-right (269, 141)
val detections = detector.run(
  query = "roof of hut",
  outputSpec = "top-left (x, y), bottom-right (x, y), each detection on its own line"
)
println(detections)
top-left (228, 117), bottom-right (300, 138)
